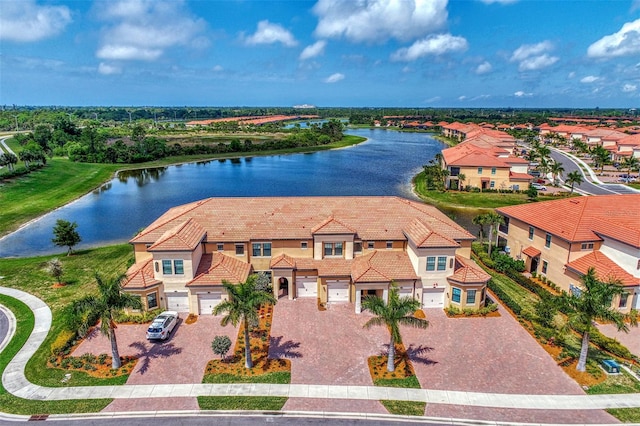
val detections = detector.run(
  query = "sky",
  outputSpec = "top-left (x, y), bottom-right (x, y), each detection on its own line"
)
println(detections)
top-left (2, 0), bottom-right (640, 108)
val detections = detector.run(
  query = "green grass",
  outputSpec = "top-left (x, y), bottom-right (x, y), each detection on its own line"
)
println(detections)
top-left (373, 375), bottom-right (421, 389)
top-left (197, 396), bottom-right (287, 411)
top-left (587, 370), bottom-right (640, 395)
top-left (380, 400), bottom-right (426, 416)
top-left (628, 182), bottom-right (640, 190)
top-left (0, 244), bottom-right (134, 387)
top-left (0, 294), bottom-right (112, 414)
top-left (413, 171), bottom-right (569, 209)
top-left (606, 408), bottom-right (640, 423)
top-left (202, 371), bottom-right (291, 384)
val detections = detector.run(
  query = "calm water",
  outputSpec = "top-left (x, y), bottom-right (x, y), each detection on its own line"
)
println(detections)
top-left (0, 129), bottom-right (476, 258)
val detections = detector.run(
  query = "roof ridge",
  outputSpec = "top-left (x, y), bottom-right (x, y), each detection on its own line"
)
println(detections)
top-left (134, 198), bottom-right (211, 241)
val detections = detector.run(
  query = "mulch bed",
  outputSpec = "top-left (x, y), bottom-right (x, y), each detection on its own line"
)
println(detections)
top-left (368, 343), bottom-right (416, 381)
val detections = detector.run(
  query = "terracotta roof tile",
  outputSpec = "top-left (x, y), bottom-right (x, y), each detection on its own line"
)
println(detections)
top-left (312, 216), bottom-right (357, 234)
top-left (123, 259), bottom-right (162, 289)
top-left (270, 253), bottom-right (296, 269)
top-left (448, 255), bottom-right (491, 284)
top-left (403, 218), bottom-right (460, 248)
top-left (522, 246), bottom-right (541, 258)
top-left (147, 218), bottom-right (206, 252)
top-left (566, 251), bottom-right (639, 287)
top-left (351, 251), bottom-right (418, 283)
top-left (187, 253), bottom-right (252, 287)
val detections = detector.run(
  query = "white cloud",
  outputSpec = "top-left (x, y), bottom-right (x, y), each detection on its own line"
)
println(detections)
top-left (458, 95), bottom-right (467, 101)
top-left (475, 61), bottom-right (492, 74)
top-left (511, 41), bottom-right (558, 71)
top-left (580, 75), bottom-right (600, 83)
top-left (212, 65), bottom-right (224, 72)
top-left (300, 40), bottom-right (327, 60)
top-left (623, 83), bottom-right (638, 92)
top-left (390, 34), bottom-right (468, 61)
top-left (0, 0), bottom-right (71, 42)
top-left (587, 19), bottom-right (640, 58)
top-left (324, 73), bottom-right (345, 83)
top-left (244, 20), bottom-right (298, 47)
top-left (514, 91), bottom-right (533, 97)
top-left (568, 71), bottom-right (576, 78)
top-left (313, 0), bottom-right (448, 43)
top-left (95, 0), bottom-right (207, 62)
top-left (98, 62), bottom-right (122, 75)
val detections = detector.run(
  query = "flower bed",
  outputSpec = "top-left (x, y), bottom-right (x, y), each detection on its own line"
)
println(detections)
top-left (48, 353), bottom-right (137, 378)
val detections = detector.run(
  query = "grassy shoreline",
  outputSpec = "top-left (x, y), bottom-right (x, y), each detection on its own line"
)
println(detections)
top-left (0, 135), bottom-right (365, 238)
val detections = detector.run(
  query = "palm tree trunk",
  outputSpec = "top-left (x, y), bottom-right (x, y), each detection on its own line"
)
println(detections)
top-left (110, 327), bottom-right (122, 369)
top-left (387, 336), bottom-right (396, 372)
top-left (487, 225), bottom-right (494, 256)
top-left (244, 320), bottom-right (253, 369)
top-left (576, 331), bottom-right (590, 372)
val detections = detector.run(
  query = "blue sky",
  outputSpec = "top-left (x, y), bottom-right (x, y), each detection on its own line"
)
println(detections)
top-left (2, 0), bottom-right (640, 108)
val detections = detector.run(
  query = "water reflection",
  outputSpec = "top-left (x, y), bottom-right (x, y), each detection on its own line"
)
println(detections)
top-left (117, 167), bottom-right (168, 187)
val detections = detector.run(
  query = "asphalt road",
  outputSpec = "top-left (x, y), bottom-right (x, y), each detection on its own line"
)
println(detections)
top-left (0, 308), bottom-right (9, 349)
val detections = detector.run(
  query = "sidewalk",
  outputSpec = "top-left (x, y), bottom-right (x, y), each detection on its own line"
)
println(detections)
top-left (2, 286), bottom-right (640, 411)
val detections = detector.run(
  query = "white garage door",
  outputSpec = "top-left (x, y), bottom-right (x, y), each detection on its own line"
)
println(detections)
top-left (398, 286), bottom-right (414, 299)
top-left (296, 275), bottom-right (317, 298)
top-left (327, 280), bottom-right (349, 303)
top-left (422, 288), bottom-right (444, 308)
top-left (166, 292), bottom-right (189, 312)
top-left (198, 292), bottom-right (221, 315)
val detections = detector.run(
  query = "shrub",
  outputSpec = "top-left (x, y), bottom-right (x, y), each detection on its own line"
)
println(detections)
top-left (487, 279), bottom-right (522, 315)
top-left (211, 335), bottom-right (232, 360)
top-left (113, 308), bottom-right (161, 324)
top-left (531, 271), bottom-right (537, 278)
top-left (50, 329), bottom-right (76, 356)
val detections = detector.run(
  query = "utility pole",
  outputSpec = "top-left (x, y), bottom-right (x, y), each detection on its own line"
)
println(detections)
top-left (14, 115), bottom-right (18, 131)
top-left (128, 111), bottom-right (132, 123)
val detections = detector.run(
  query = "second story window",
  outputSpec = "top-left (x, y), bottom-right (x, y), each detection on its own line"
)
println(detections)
top-left (217, 243), bottom-right (224, 251)
top-left (162, 259), bottom-right (184, 275)
top-left (354, 242), bottom-right (362, 253)
top-left (528, 226), bottom-right (534, 240)
top-left (235, 244), bottom-right (245, 256)
top-left (162, 260), bottom-right (172, 275)
top-left (491, 167), bottom-right (496, 175)
top-left (386, 241), bottom-right (393, 249)
top-left (581, 243), bottom-right (594, 250)
top-left (478, 167), bottom-right (483, 175)
top-left (324, 242), bottom-right (343, 257)
top-left (367, 241), bottom-right (374, 249)
top-left (252, 242), bottom-right (272, 257)
top-left (545, 233), bottom-right (552, 248)
top-left (301, 241), bottom-right (308, 250)
top-left (437, 256), bottom-right (447, 271)
top-left (426, 256), bottom-right (436, 271)
top-left (173, 260), bottom-right (184, 275)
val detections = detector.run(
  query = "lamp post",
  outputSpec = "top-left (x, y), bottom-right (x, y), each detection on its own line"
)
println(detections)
top-left (14, 115), bottom-right (18, 131)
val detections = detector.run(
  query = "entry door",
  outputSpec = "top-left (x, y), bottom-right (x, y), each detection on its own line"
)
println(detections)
top-left (166, 292), bottom-right (189, 312)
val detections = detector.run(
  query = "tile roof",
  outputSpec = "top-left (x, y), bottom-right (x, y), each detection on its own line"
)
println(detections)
top-left (497, 195), bottom-right (640, 247)
top-left (270, 253), bottom-right (296, 269)
top-left (509, 172), bottom-right (534, 181)
top-left (130, 196), bottom-right (474, 246)
top-left (147, 218), bottom-right (206, 252)
top-left (351, 251), bottom-right (418, 283)
top-left (294, 257), bottom-right (353, 276)
top-left (448, 255), bottom-right (491, 284)
top-left (187, 253), bottom-right (252, 287)
top-left (565, 251), bottom-right (639, 287)
top-left (312, 216), bottom-right (357, 234)
top-left (522, 246), bottom-right (541, 258)
top-left (403, 218), bottom-right (460, 248)
top-left (122, 259), bottom-right (162, 289)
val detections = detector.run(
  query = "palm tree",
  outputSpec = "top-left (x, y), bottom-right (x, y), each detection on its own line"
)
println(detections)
top-left (565, 171), bottom-right (583, 194)
top-left (622, 156), bottom-right (639, 176)
top-left (472, 213), bottom-right (489, 243)
top-left (213, 274), bottom-right (277, 369)
top-left (560, 268), bottom-right (637, 372)
top-left (362, 284), bottom-right (428, 372)
top-left (537, 157), bottom-right (550, 180)
top-left (590, 145), bottom-right (610, 174)
top-left (549, 161), bottom-right (565, 186)
top-left (72, 273), bottom-right (142, 369)
top-left (484, 211), bottom-right (504, 256)
top-left (457, 173), bottom-right (466, 191)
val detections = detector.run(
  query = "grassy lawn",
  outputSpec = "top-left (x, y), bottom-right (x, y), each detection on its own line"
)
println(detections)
top-left (202, 372), bottom-right (290, 384)
top-left (587, 370), bottom-right (640, 395)
top-left (0, 135), bottom-right (365, 238)
top-left (0, 244), bottom-right (134, 387)
top-left (0, 295), bottom-right (112, 414)
top-left (413, 171), bottom-right (570, 210)
top-left (197, 396), bottom-right (287, 411)
top-left (380, 400), bottom-right (426, 416)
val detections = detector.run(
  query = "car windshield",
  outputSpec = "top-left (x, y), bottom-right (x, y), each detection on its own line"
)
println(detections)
top-left (147, 327), bottom-right (162, 333)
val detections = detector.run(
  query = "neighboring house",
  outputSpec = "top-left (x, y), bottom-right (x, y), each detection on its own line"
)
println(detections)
top-left (496, 195), bottom-right (640, 313)
top-left (123, 196), bottom-right (490, 315)
top-left (442, 141), bottom-right (532, 191)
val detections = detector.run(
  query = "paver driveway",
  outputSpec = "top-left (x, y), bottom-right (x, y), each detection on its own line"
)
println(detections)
top-left (72, 315), bottom-right (238, 384)
top-left (597, 321), bottom-right (640, 358)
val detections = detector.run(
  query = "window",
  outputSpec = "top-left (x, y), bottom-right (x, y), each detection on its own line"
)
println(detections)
top-left (569, 283), bottom-right (582, 297)
top-left (217, 243), bottom-right (224, 251)
top-left (162, 260), bottom-right (172, 275)
top-left (513, 184), bottom-right (520, 191)
top-left (545, 233), bottom-right (552, 248)
top-left (528, 226), bottom-right (534, 240)
top-left (619, 294), bottom-right (629, 308)
top-left (301, 241), bottom-right (308, 250)
top-left (173, 260), bottom-right (184, 275)
top-left (235, 244), bottom-right (244, 256)
top-left (154, 262), bottom-right (159, 273)
top-left (491, 167), bottom-right (496, 175)
top-left (146, 292), bottom-right (158, 309)
top-left (449, 258), bottom-right (454, 268)
top-left (542, 260), bottom-right (548, 274)
top-left (367, 241), bottom-right (374, 249)
top-left (477, 167), bottom-right (483, 174)
top-left (466, 289), bottom-right (476, 304)
top-left (252, 242), bottom-right (271, 257)
top-left (581, 243), bottom-right (594, 250)
top-left (426, 256), bottom-right (436, 271)
top-left (452, 287), bottom-right (461, 303)
top-left (324, 242), bottom-right (343, 257)
top-left (490, 180), bottom-right (495, 188)
top-left (437, 256), bottom-right (447, 271)
top-left (354, 242), bottom-right (362, 253)
top-left (386, 241), bottom-right (393, 249)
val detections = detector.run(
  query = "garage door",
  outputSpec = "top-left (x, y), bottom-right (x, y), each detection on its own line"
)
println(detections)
top-left (398, 286), bottom-right (414, 299)
top-left (422, 288), bottom-right (444, 308)
top-left (166, 292), bottom-right (189, 312)
top-left (296, 275), bottom-right (317, 298)
top-left (327, 280), bottom-right (349, 303)
top-left (198, 292), bottom-right (221, 315)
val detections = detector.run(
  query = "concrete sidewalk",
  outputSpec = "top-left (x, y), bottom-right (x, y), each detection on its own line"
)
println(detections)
top-left (2, 286), bottom-right (640, 411)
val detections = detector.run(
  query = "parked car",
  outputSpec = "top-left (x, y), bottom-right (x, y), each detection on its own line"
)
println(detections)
top-left (146, 311), bottom-right (178, 340)
top-left (531, 183), bottom-right (547, 191)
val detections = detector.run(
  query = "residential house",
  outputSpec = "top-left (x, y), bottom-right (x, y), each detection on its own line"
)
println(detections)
top-left (123, 197), bottom-right (490, 315)
top-left (496, 195), bottom-right (640, 313)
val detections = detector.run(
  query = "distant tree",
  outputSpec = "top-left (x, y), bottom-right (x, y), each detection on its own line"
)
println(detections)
top-left (211, 335), bottom-right (232, 361)
top-left (565, 171), bottom-right (583, 194)
top-left (44, 258), bottom-right (64, 285)
top-left (590, 145), bottom-right (610, 174)
top-left (484, 212), bottom-right (504, 256)
top-left (622, 156), bottom-right (639, 175)
top-left (525, 185), bottom-right (538, 200)
top-left (549, 161), bottom-right (565, 186)
top-left (52, 219), bottom-right (81, 256)
top-left (472, 213), bottom-right (490, 242)
top-left (457, 173), bottom-right (466, 190)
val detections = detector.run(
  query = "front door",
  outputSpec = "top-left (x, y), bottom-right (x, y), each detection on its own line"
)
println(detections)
top-left (531, 257), bottom-right (539, 273)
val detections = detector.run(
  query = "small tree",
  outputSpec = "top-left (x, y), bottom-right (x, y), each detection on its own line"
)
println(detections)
top-left (52, 219), bottom-right (81, 256)
top-left (565, 171), bottom-right (583, 194)
top-left (45, 258), bottom-right (64, 285)
top-left (525, 185), bottom-right (538, 200)
top-left (457, 173), bottom-right (466, 191)
top-left (211, 335), bottom-right (232, 361)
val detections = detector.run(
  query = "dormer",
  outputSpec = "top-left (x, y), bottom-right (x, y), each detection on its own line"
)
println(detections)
top-left (148, 218), bottom-right (207, 281)
top-left (403, 218), bottom-right (460, 277)
top-left (311, 216), bottom-right (358, 260)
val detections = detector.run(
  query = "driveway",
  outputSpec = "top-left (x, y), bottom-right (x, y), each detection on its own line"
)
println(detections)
top-left (72, 315), bottom-right (238, 385)
top-left (597, 321), bottom-right (640, 358)
top-left (269, 298), bottom-right (388, 414)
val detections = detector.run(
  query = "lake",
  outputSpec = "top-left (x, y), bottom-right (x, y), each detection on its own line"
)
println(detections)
top-left (0, 128), bottom-right (477, 258)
